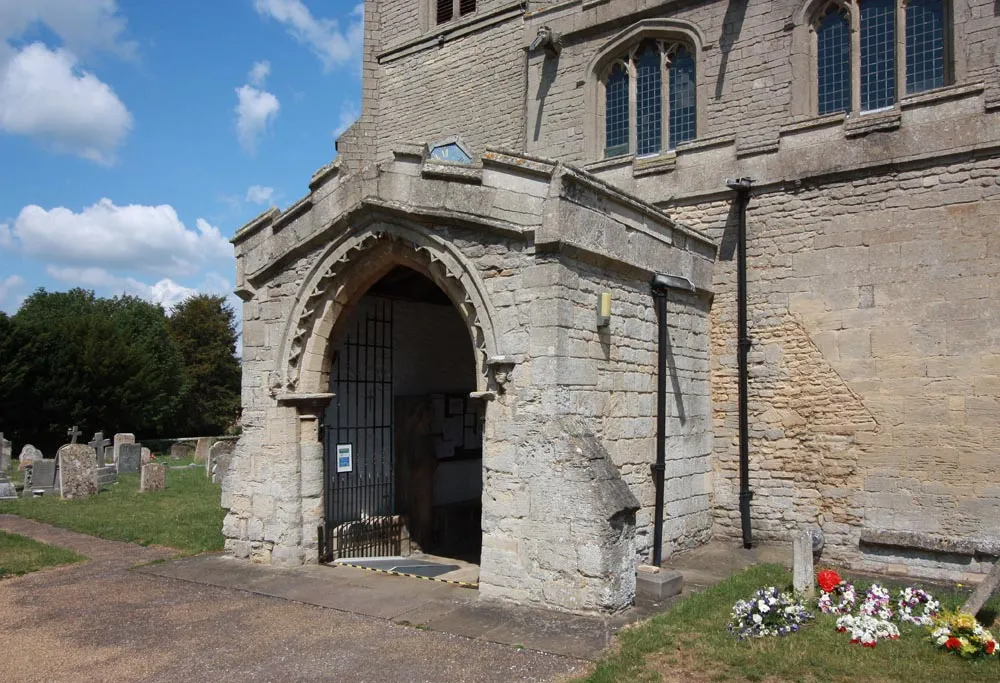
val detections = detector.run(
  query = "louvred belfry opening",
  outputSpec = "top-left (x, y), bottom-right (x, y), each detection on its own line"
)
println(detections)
top-left (460, 0), bottom-right (476, 17)
top-left (437, 0), bottom-right (453, 24)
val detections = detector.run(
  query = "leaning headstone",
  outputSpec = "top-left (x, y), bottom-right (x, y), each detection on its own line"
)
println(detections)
top-left (208, 440), bottom-right (236, 484)
top-left (57, 444), bottom-right (99, 499)
top-left (962, 559), bottom-right (1000, 617)
top-left (117, 443), bottom-right (141, 474)
top-left (0, 469), bottom-right (17, 500)
top-left (193, 437), bottom-right (215, 464)
top-left (28, 458), bottom-right (58, 496)
top-left (140, 463), bottom-right (166, 492)
top-left (792, 530), bottom-right (815, 598)
top-left (88, 432), bottom-right (110, 466)
top-left (18, 444), bottom-right (43, 470)
top-left (112, 433), bottom-right (135, 464)
top-left (141, 447), bottom-right (153, 465)
top-left (0, 432), bottom-right (12, 471)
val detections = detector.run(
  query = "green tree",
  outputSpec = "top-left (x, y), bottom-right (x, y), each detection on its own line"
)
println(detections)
top-left (167, 294), bottom-right (241, 436)
top-left (0, 289), bottom-right (185, 453)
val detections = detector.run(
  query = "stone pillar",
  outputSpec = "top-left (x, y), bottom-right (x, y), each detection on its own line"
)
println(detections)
top-left (793, 530), bottom-right (815, 598)
top-left (296, 401), bottom-right (328, 564)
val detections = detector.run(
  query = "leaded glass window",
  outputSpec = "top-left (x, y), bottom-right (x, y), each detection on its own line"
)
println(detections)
top-left (636, 44), bottom-right (662, 156)
top-left (906, 0), bottom-right (945, 94)
top-left (816, 7), bottom-right (851, 115)
top-left (605, 63), bottom-right (630, 157)
top-left (860, 0), bottom-right (897, 111)
top-left (668, 47), bottom-right (696, 148)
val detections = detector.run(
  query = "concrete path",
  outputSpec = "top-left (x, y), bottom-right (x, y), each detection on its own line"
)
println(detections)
top-left (0, 516), bottom-right (585, 683)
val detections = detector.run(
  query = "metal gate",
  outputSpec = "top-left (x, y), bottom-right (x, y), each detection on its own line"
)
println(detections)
top-left (320, 297), bottom-right (401, 561)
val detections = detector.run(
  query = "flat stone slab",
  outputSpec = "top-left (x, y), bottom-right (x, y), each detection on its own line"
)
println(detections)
top-left (135, 554), bottom-right (639, 660)
top-left (140, 463), bottom-right (166, 492)
top-left (636, 568), bottom-right (684, 601)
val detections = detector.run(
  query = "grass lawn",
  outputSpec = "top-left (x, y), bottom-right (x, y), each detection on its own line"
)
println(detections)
top-left (584, 564), bottom-right (1000, 683)
top-left (0, 460), bottom-right (224, 555)
top-left (0, 530), bottom-right (83, 578)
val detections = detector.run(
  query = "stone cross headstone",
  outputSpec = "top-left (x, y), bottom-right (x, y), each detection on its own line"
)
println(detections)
top-left (66, 425), bottom-right (82, 444)
top-left (117, 443), bottom-right (141, 474)
top-left (18, 444), bottom-right (43, 470)
top-left (57, 444), bottom-right (99, 499)
top-left (0, 469), bottom-right (17, 500)
top-left (792, 530), bottom-right (815, 598)
top-left (0, 432), bottom-right (11, 472)
top-left (88, 432), bottom-right (110, 466)
top-left (112, 433), bottom-right (135, 464)
top-left (962, 559), bottom-right (1000, 617)
top-left (140, 463), bottom-right (166, 492)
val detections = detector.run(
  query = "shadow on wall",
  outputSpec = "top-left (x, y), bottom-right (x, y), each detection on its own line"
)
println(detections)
top-left (534, 53), bottom-right (560, 142)
top-left (715, 0), bottom-right (749, 100)
top-left (718, 196), bottom-right (742, 262)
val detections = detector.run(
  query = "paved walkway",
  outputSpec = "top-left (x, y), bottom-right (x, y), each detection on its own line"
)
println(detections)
top-left (0, 516), bottom-right (585, 683)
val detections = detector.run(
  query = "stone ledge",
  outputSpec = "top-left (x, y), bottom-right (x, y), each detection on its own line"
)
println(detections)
top-left (421, 161), bottom-right (483, 184)
top-left (636, 568), bottom-right (683, 601)
top-left (844, 109), bottom-right (901, 138)
top-left (859, 529), bottom-right (1000, 558)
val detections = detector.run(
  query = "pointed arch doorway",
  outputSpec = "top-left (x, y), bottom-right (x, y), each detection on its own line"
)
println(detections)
top-left (320, 265), bottom-right (484, 567)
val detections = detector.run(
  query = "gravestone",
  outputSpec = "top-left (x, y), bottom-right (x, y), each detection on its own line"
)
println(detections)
top-left (140, 463), bottom-right (166, 492)
top-left (58, 444), bottom-right (99, 499)
top-left (792, 530), bottom-right (815, 598)
top-left (88, 432), bottom-right (110, 466)
top-left (0, 469), bottom-right (17, 500)
top-left (96, 465), bottom-right (118, 488)
top-left (170, 442), bottom-right (191, 460)
top-left (962, 560), bottom-right (1000, 617)
top-left (193, 437), bottom-right (215, 464)
top-left (29, 458), bottom-right (58, 496)
top-left (141, 447), bottom-right (153, 465)
top-left (208, 440), bottom-right (236, 484)
top-left (117, 443), bottom-right (141, 474)
top-left (112, 433), bottom-right (135, 464)
top-left (18, 444), bottom-right (42, 470)
top-left (66, 425), bottom-right (82, 444)
top-left (0, 432), bottom-right (11, 471)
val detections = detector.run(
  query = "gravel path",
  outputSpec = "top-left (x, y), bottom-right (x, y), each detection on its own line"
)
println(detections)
top-left (0, 516), bottom-right (585, 683)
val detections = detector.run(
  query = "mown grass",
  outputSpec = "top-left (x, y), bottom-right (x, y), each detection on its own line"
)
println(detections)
top-left (0, 530), bottom-right (83, 578)
top-left (0, 460), bottom-right (223, 554)
top-left (583, 564), bottom-right (1000, 683)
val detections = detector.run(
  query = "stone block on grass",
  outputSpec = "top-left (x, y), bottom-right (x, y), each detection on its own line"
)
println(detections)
top-left (57, 444), bottom-right (99, 500)
top-left (140, 463), bottom-right (166, 492)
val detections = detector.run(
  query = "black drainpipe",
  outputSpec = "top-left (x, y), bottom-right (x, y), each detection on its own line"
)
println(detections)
top-left (726, 177), bottom-right (754, 549)
top-left (650, 273), bottom-right (695, 566)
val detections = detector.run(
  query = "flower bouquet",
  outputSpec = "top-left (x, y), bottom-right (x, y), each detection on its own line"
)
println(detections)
top-left (859, 583), bottom-right (894, 621)
top-left (729, 587), bottom-right (814, 640)
top-left (930, 611), bottom-right (998, 658)
top-left (836, 613), bottom-right (900, 647)
top-left (897, 587), bottom-right (940, 627)
top-left (817, 570), bottom-right (856, 615)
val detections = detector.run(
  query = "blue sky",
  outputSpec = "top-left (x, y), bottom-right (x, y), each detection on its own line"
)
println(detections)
top-left (0, 0), bottom-right (363, 313)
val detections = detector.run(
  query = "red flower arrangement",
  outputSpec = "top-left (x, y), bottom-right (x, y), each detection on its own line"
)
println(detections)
top-left (817, 569), bottom-right (841, 593)
top-left (945, 637), bottom-right (963, 651)
top-left (986, 640), bottom-right (996, 655)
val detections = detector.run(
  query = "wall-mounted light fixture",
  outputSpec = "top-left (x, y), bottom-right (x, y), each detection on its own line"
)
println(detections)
top-left (596, 292), bottom-right (612, 328)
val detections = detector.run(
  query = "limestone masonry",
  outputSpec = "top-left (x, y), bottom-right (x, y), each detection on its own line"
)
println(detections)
top-left (226, 0), bottom-right (1000, 612)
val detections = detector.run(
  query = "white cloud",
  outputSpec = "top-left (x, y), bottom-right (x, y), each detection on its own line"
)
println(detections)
top-left (0, 43), bottom-right (132, 164)
top-left (46, 265), bottom-right (202, 313)
top-left (333, 100), bottom-right (360, 141)
top-left (0, 0), bottom-right (135, 58)
top-left (0, 274), bottom-right (26, 313)
top-left (235, 84), bottom-right (279, 154)
top-left (10, 199), bottom-right (231, 278)
top-left (253, 0), bottom-right (363, 71)
top-left (245, 185), bottom-right (275, 205)
top-left (248, 60), bottom-right (271, 87)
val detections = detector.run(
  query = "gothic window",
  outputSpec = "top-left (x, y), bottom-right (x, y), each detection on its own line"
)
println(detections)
top-left (436, 0), bottom-right (475, 25)
top-left (811, 0), bottom-right (949, 115)
top-left (601, 40), bottom-right (697, 159)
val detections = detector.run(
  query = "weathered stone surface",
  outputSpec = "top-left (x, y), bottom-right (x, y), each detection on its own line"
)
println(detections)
top-left (194, 437), bottom-right (216, 464)
top-left (793, 531), bottom-right (815, 598)
top-left (97, 465), bottom-right (118, 488)
top-left (141, 447), bottom-right (153, 464)
top-left (112, 433), bottom-right (135, 464)
top-left (58, 444), bottom-right (98, 499)
top-left (117, 443), bottom-right (141, 474)
top-left (29, 458), bottom-right (58, 493)
top-left (636, 568), bottom-right (684, 601)
top-left (0, 469), bottom-right (17, 500)
top-left (140, 463), bottom-right (166, 492)
top-left (88, 432), bottom-right (110, 466)
top-left (208, 440), bottom-right (236, 484)
top-left (169, 442), bottom-right (191, 459)
top-left (962, 560), bottom-right (1000, 617)
top-left (18, 444), bottom-right (42, 469)
top-left (0, 433), bottom-right (11, 471)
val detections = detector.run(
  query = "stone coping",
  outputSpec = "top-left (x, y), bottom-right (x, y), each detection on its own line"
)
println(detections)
top-left (859, 529), bottom-right (1000, 558)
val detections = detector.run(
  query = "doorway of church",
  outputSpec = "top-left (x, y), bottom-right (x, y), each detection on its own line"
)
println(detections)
top-left (320, 266), bottom-right (484, 568)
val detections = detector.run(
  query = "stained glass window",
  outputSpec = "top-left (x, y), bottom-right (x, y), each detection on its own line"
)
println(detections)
top-left (860, 0), bottom-right (896, 111)
top-left (605, 63), bottom-right (630, 157)
top-left (906, 0), bottom-right (945, 94)
top-left (636, 44), bottom-right (662, 156)
top-left (817, 7), bottom-right (851, 115)
top-left (668, 47), bottom-right (696, 148)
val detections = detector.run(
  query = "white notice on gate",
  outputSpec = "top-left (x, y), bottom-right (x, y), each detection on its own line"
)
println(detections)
top-left (336, 444), bottom-right (353, 473)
